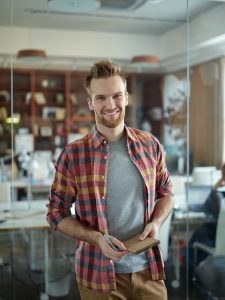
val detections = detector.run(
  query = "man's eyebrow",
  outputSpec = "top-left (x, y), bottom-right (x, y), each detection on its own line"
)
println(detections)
top-left (113, 91), bottom-right (123, 95)
top-left (95, 94), bottom-right (105, 98)
top-left (94, 91), bottom-right (123, 98)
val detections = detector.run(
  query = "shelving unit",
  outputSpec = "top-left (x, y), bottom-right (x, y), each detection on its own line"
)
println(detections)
top-left (0, 69), bottom-right (32, 154)
top-left (1, 68), bottom-right (155, 155)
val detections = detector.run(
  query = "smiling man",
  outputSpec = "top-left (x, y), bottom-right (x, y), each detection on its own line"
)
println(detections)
top-left (47, 60), bottom-right (174, 300)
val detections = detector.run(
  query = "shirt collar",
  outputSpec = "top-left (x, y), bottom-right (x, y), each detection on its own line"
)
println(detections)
top-left (91, 126), bottom-right (107, 149)
top-left (91, 125), bottom-right (136, 149)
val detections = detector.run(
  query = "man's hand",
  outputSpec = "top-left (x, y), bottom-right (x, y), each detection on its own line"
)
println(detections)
top-left (97, 235), bottom-right (128, 262)
top-left (139, 222), bottom-right (159, 240)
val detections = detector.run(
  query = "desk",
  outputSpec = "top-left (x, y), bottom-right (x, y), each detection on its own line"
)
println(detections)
top-left (0, 200), bottom-right (50, 300)
top-left (11, 178), bottom-right (51, 202)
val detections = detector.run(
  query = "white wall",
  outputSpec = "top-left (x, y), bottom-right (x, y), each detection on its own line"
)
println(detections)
top-left (1, 4), bottom-right (225, 71)
top-left (0, 26), bottom-right (158, 60)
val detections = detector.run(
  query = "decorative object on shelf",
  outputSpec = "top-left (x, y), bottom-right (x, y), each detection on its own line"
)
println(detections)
top-left (40, 126), bottom-right (53, 137)
top-left (41, 79), bottom-right (49, 88)
top-left (56, 108), bottom-right (66, 121)
top-left (148, 106), bottom-right (163, 121)
top-left (43, 107), bottom-right (57, 119)
top-left (55, 93), bottom-right (65, 104)
top-left (34, 93), bottom-right (47, 105)
top-left (56, 123), bottom-right (66, 136)
top-left (141, 120), bottom-right (152, 132)
top-left (0, 107), bottom-right (7, 121)
top-left (25, 92), bottom-right (47, 105)
top-left (25, 92), bottom-right (32, 104)
top-left (79, 127), bottom-right (90, 135)
top-left (17, 49), bottom-right (47, 61)
top-left (18, 127), bottom-right (29, 135)
top-left (6, 113), bottom-right (21, 124)
top-left (70, 93), bottom-right (78, 105)
top-left (0, 90), bottom-right (10, 102)
top-left (15, 134), bottom-right (34, 154)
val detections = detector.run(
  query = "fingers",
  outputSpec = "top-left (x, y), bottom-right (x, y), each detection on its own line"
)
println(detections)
top-left (101, 235), bottom-right (128, 261)
top-left (109, 236), bottom-right (127, 251)
top-left (140, 223), bottom-right (158, 240)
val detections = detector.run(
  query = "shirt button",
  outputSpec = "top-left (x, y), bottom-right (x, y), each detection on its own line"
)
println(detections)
top-left (104, 156), bottom-right (107, 160)
top-left (101, 176), bottom-right (104, 179)
top-left (103, 140), bottom-right (107, 144)
top-left (109, 260), bottom-right (113, 264)
top-left (101, 196), bottom-right (104, 200)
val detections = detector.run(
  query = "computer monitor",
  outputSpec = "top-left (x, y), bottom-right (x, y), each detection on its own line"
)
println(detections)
top-left (187, 185), bottom-right (212, 212)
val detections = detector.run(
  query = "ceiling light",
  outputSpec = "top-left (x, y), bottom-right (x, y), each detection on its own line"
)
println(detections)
top-left (17, 49), bottom-right (47, 61)
top-left (146, 0), bottom-right (165, 3)
top-left (48, 0), bottom-right (101, 12)
top-left (131, 55), bottom-right (160, 67)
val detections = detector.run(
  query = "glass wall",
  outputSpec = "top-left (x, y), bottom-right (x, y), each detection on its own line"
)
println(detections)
top-left (185, 3), bottom-right (225, 299)
top-left (0, 0), bottom-right (224, 299)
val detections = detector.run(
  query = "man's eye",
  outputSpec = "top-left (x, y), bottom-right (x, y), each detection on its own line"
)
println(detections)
top-left (114, 94), bottom-right (122, 99)
top-left (96, 96), bottom-right (105, 101)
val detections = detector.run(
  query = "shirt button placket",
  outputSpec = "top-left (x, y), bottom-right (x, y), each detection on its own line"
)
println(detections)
top-left (102, 141), bottom-right (108, 204)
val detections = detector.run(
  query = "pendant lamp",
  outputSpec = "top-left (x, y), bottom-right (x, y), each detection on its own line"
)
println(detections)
top-left (17, 49), bottom-right (47, 61)
top-left (131, 55), bottom-right (160, 65)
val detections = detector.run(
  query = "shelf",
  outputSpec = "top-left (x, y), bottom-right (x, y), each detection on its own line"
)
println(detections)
top-left (71, 114), bottom-right (95, 122)
top-left (0, 68), bottom-right (142, 154)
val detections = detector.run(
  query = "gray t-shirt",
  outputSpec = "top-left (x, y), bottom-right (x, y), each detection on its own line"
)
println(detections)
top-left (106, 136), bottom-right (149, 273)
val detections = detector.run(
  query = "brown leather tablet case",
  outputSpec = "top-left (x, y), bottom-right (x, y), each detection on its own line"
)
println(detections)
top-left (123, 235), bottom-right (160, 254)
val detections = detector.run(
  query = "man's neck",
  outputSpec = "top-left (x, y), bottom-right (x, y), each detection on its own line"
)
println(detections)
top-left (96, 122), bottom-right (125, 142)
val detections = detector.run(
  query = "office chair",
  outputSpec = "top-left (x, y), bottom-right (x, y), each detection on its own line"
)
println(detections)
top-left (192, 198), bottom-right (225, 299)
top-left (193, 197), bottom-right (225, 258)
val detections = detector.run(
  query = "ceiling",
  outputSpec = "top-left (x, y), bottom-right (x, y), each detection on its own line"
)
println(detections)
top-left (0, 0), bottom-right (219, 35)
top-left (0, 0), bottom-right (225, 71)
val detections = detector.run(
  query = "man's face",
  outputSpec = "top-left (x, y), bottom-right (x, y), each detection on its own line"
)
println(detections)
top-left (87, 75), bottom-right (128, 128)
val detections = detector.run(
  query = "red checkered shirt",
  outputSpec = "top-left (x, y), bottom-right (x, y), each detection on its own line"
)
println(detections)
top-left (47, 126), bottom-right (173, 292)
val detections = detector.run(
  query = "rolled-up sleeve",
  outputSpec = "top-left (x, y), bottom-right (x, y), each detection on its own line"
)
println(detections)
top-left (46, 147), bottom-right (77, 230)
top-left (155, 143), bottom-right (173, 199)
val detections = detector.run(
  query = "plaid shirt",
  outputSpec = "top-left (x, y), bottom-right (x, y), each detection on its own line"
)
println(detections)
top-left (47, 126), bottom-right (173, 292)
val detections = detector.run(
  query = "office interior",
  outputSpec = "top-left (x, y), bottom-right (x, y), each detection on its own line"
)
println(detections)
top-left (0, 0), bottom-right (225, 299)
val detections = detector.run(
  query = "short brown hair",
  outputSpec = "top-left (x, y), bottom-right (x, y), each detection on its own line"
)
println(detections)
top-left (85, 60), bottom-right (127, 95)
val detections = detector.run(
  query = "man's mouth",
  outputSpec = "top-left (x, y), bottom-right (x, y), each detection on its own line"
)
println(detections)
top-left (103, 109), bottom-right (120, 116)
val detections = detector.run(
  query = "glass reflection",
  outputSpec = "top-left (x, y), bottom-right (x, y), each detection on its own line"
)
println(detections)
top-left (0, 0), bottom-right (224, 299)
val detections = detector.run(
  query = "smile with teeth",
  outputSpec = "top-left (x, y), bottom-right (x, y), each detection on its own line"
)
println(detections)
top-left (103, 109), bottom-right (120, 116)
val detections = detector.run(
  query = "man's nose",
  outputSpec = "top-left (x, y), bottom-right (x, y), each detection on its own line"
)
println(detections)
top-left (106, 97), bottom-right (116, 109)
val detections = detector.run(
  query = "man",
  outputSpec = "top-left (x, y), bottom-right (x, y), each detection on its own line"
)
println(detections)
top-left (47, 60), bottom-right (174, 300)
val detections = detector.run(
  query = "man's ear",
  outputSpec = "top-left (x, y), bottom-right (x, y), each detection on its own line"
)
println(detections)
top-left (87, 97), bottom-right (94, 110)
top-left (125, 92), bottom-right (129, 106)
